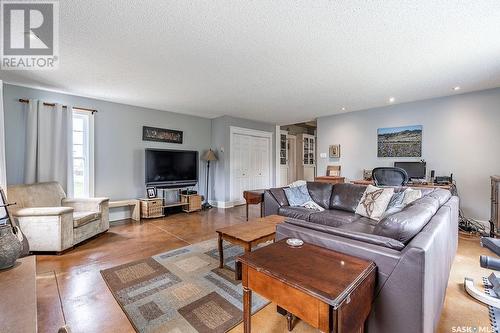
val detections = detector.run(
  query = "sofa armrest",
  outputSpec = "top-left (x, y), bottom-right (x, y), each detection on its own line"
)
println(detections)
top-left (62, 197), bottom-right (109, 212)
top-left (15, 207), bottom-right (73, 217)
top-left (264, 191), bottom-right (280, 216)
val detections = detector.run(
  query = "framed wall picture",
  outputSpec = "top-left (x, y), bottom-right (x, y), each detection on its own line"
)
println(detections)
top-left (143, 126), bottom-right (183, 144)
top-left (146, 187), bottom-right (157, 199)
top-left (377, 125), bottom-right (422, 157)
top-left (329, 144), bottom-right (341, 158)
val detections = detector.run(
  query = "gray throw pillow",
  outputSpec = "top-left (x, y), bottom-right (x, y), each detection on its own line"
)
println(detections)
top-left (284, 184), bottom-right (313, 207)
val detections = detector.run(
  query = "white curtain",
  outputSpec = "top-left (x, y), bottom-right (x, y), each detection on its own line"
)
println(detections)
top-left (0, 81), bottom-right (6, 191)
top-left (24, 100), bottom-right (73, 196)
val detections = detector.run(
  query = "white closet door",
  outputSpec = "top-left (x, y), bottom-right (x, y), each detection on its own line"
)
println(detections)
top-left (232, 133), bottom-right (251, 203)
top-left (231, 132), bottom-right (271, 204)
top-left (252, 136), bottom-right (270, 189)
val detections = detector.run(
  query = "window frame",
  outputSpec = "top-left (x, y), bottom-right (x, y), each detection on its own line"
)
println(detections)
top-left (72, 109), bottom-right (95, 198)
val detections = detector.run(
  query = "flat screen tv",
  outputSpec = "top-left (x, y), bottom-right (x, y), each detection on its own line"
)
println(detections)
top-left (145, 149), bottom-right (198, 187)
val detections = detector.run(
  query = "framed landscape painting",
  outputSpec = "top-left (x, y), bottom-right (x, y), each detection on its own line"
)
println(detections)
top-left (377, 125), bottom-right (422, 157)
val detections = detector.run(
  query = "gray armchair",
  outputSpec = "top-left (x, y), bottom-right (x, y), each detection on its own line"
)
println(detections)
top-left (7, 182), bottom-right (109, 253)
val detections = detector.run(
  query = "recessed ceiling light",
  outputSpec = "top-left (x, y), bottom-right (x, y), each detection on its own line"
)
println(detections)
top-left (453, 86), bottom-right (461, 91)
top-left (389, 97), bottom-right (395, 103)
top-left (341, 107), bottom-right (346, 111)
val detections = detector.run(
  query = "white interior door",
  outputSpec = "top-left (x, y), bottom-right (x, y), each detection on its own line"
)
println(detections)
top-left (231, 130), bottom-right (271, 204)
top-left (232, 133), bottom-right (251, 203)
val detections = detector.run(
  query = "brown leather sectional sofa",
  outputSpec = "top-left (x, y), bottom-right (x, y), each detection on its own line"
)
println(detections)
top-left (264, 182), bottom-right (459, 333)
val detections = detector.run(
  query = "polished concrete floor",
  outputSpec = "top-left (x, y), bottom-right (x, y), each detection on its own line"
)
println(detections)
top-left (36, 205), bottom-right (492, 333)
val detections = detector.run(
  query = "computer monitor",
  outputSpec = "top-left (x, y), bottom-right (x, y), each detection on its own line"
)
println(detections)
top-left (394, 161), bottom-right (426, 180)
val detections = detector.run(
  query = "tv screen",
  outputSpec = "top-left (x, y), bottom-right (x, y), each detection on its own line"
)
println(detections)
top-left (145, 149), bottom-right (198, 186)
top-left (394, 161), bottom-right (426, 179)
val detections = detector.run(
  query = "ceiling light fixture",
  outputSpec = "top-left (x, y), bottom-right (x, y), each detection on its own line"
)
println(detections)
top-left (453, 86), bottom-right (461, 91)
top-left (389, 97), bottom-right (395, 103)
top-left (341, 107), bottom-right (346, 111)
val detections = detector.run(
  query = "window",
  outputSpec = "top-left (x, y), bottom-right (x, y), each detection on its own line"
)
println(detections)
top-left (72, 110), bottom-right (94, 198)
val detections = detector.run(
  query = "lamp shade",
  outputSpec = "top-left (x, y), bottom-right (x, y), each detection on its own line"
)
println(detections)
top-left (202, 149), bottom-right (218, 161)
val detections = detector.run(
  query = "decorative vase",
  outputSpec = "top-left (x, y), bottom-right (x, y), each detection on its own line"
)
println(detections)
top-left (0, 224), bottom-right (22, 270)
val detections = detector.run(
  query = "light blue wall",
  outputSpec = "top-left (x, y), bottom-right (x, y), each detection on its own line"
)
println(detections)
top-left (317, 87), bottom-right (500, 220)
top-left (3, 83), bottom-right (212, 201)
top-left (211, 115), bottom-right (276, 203)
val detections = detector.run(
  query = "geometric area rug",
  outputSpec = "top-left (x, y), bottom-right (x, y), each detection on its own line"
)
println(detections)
top-left (101, 239), bottom-right (269, 333)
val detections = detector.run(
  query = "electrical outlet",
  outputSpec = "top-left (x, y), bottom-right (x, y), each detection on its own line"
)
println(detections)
top-left (320, 152), bottom-right (327, 158)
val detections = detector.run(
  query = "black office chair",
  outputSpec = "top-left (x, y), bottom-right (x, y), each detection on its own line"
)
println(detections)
top-left (372, 167), bottom-right (409, 186)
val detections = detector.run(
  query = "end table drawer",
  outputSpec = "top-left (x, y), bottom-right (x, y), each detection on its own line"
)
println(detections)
top-left (247, 267), bottom-right (323, 328)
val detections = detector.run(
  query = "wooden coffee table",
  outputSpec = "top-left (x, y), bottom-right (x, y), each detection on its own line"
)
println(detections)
top-left (238, 240), bottom-right (376, 333)
top-left (216, 214), bottom-right (285, 280)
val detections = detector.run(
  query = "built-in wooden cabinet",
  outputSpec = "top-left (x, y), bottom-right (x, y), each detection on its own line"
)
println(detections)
top-left (296, 133), bottom-right (316, 181)
top-left (280, 132), bottom-right (288, 165)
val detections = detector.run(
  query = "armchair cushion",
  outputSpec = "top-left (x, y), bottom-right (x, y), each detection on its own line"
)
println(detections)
top-left (15, 207), bottom-right (73, 217)
top-left (73, 211), bottom-right (101, 228)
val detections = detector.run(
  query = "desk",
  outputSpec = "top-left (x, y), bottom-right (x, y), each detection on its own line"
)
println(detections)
top-left (314, 176), bottom-right (345, 185)
top-left (0, 256), bottom-right (37, 333)
top-left (351, 179), bottom-right (454, 190)
top-left (243, 189), bottom-right (265, 221)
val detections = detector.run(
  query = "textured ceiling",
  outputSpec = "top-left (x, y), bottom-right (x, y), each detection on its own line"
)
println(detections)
top-left (2, 1), bottom-right (500, 124)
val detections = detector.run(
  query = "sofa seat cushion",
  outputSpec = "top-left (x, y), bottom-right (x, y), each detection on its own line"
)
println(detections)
top-left (337, 217), bottom-right (377, 234)
top-left (309, 209), bottom-right (361, 227)
top-left (73, 211), bottom-right (101, 228)
top-left (330, 183), bottom-right (367, 212)
top-left (278, 206), bottom-right (315, 221)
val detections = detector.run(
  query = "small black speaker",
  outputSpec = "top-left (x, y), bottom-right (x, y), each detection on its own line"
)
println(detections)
top-left (430, 170), bottom-right (435, 178)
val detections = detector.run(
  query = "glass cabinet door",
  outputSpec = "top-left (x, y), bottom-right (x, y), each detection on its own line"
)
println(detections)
top-left (280, 134), bottom-right (287, 165)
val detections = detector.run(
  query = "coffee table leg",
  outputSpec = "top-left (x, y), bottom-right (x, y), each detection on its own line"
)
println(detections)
top-left (243, 286), bottom-right (252, 333)
top-left (218, 233), bottom-right (224, 269)
top-left (236, 244), bottom-right (251, 280)
top-left (286, 312), bottom-right (294, 331)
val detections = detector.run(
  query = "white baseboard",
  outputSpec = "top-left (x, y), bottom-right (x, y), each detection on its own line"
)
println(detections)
top-left (209, 200), bottom-right (246, 208)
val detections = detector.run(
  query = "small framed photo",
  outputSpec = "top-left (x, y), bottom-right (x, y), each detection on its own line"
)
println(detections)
top-left (146, 187), bottom-right (157, 199)
top-left (329, 144), bottom-right (341, 158)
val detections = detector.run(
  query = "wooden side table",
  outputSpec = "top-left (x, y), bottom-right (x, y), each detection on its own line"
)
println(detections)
top-left (238, 240), bottom-right (376, 333)
top-left (243, 189), bottom-right (265, 221)
top-left (216, 215), bottom-right (285, 280)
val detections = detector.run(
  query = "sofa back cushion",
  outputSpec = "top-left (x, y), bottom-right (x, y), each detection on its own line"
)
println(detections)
top-left (330, 183), bottom-right (367, 212)
top-left (306, 182), bottom-right (333, 209)
top-left (373, 194), bottom-right (445, 244)
top-left (7, 182), bottom-right (66, 213)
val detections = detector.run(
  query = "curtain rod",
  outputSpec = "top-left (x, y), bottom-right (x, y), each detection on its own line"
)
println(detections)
top-left (18, 99), bottom-right (98, 114)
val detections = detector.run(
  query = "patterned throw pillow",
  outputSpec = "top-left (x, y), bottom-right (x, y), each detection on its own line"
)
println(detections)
top-left (284, 184), bottom-right (313, 207)
top-left (355, 185), bottom-right (394, 221)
